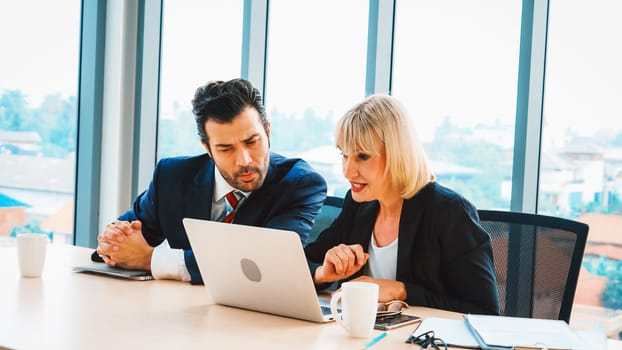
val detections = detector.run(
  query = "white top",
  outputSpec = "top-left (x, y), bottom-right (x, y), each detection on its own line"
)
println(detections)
top-left (366, 234), bottom-right (398, 280)
top-left (150, 167), bottom-right (249, 281)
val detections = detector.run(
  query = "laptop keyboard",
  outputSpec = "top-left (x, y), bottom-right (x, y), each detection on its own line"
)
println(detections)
top-left (321, 306), bottom-right (332, 316)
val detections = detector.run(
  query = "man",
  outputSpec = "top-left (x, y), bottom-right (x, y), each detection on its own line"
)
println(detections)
top-left (96, 78), bottom-right (327, 284)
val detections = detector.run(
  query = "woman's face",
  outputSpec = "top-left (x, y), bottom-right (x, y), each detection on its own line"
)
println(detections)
top-left (339, 133), bottom-right (391, 202)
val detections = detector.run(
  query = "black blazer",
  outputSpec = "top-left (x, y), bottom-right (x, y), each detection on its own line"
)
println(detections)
top-left (305, 182), bottom-right (500, 315)
top-left (119, 152), bottom-right (327, 284)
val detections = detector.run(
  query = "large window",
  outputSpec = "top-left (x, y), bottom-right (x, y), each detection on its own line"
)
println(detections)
top-left (541, 0), bottom-right (622, 331)
top-left (157, 0), bottom-right (244, 159)
top-left (265, 0), bottom-right (368, 196)
top-left (0, 1), bottom-right (81, 244)
top-left (392, 0), bottom-right (522, 210)
top-left (12, 0), bottom-right (618, 337)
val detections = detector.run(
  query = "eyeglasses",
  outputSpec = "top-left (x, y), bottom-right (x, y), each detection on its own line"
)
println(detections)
top-left (376, 300), bottom-right (409, 317)
top-left (405, 330), bottom-right (447, 350)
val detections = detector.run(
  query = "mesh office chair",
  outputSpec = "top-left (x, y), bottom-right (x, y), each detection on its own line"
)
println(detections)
top-left (478, 210), bottom-right (589, 323)
top-left (307, 196), bottom-right (344, 245)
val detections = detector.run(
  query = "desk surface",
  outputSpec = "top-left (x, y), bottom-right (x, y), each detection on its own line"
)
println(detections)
top-left (1, 243), bottom-right (621, 350)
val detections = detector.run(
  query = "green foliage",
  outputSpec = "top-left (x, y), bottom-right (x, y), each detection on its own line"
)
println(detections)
top-left (0, 90), bottom-right (77, 157)
top-left (0, 90), bottom-right (31, 130)
top-left (157, 109), bottom-right (205, 158)
top-left (601, 259), bottom-right (622, 310)
top-left (425, 131), bottom-right (511, 209)
top-left (9, 221), bottom-right (53, 241)
top-left (269, 107), bottom-right (334, 154)
top-left (1, 88), bottom-right (618, 217)
top-left (583, 255), bottom-right (622, 310)
top-left (609, 193), bottom-right (622, 213)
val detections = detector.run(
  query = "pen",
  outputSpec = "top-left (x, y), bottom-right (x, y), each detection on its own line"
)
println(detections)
top-left (362, 331), bottom-right (387, 349)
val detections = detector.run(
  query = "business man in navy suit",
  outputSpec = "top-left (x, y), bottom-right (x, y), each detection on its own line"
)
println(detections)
top-left (96, 78), bottom-right (327, 284)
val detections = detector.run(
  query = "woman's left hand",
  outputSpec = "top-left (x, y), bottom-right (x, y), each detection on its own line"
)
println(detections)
top-left (351, 275), bottom-right (407, 303)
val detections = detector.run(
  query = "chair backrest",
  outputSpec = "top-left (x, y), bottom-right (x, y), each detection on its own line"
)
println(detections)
top-left (477, 210), bottom-right (589, 323)
top-left (307, 196), bottom-right (344, 245)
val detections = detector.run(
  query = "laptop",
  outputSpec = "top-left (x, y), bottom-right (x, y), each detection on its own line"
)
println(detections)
top-left (182, 218), bottom-right (336, 323)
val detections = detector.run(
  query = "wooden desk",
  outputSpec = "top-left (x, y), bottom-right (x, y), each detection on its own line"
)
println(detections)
top-left (1, 243), bottom-right (620, 349)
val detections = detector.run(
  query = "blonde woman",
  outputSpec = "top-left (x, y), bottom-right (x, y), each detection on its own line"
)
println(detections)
top-left (305, 94), bottom-right (499, 315)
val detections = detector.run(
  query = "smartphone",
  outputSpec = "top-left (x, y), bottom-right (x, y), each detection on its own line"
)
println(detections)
top-left (374, 314), bottom-right (422, 330)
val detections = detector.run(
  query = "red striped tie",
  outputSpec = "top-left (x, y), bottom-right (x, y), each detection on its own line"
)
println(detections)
top-left (223, 191), bottom-right (240, 223)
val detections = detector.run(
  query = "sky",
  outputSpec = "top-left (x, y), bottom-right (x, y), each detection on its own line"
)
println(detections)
top-left (158, 0), bottom-right (243, 117)
top-left (1, 0), bottom-right (620, 145)
top-left (0, 0), bottom-right (81, 107)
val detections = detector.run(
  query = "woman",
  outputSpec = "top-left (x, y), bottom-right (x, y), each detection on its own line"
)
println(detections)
top-left (305, 94), bottom-right (500, 315)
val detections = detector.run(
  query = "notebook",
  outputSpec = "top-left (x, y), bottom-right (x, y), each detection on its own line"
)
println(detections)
top-left (182, 218), bottom-right (335, 323)
top-left (413, 315), bottom-right (589, 350)
top-left (72, 264), bottom-right (154, 281)
top-left (463, 314), bottom-right (588, 350)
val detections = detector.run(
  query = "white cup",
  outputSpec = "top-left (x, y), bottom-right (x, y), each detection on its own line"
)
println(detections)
top-left (17, 233), bottom-right (48, 277)
top-left (330, 281), bottom-right (379, 338)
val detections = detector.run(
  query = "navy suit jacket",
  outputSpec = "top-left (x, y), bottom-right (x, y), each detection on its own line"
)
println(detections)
top-left (119, 152), bottom-right (327, 284)
top-left (305, 182), bottom-right (500, 315)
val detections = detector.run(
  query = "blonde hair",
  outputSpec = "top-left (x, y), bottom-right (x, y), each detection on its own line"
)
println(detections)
top-left (335, 94), bottom-right (435, 199)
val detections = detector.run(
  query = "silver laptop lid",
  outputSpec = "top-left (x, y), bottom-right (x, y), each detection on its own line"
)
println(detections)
top-left (182, 218), bottom-right (333, 323)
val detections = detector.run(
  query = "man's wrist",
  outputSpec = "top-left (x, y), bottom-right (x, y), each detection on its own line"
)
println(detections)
top-left (150, 242), bottom-right (190, 281)
top-left (142, 246), bottom-right (154, 271)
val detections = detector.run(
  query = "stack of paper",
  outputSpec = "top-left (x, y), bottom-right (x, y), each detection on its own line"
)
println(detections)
top-left (412, 317), bottom-right (480, 348)
top-left (464, 314), bottom-right (589, 350)
top-left (412, 315), bottom-right (591, 350)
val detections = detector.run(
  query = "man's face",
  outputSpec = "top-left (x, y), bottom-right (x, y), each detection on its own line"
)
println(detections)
top-left (203, 107), bottom-right (271, 192)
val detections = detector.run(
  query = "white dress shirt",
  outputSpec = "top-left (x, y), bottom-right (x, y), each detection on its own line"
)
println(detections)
top-left (150, 167), bottom-right (250, 281)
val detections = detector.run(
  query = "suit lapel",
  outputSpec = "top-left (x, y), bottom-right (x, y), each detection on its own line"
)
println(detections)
top-left (352, 197), bottom-right (424, 280)
top-left (396, 186), bottom-right (427, 279)
top-left (344, 201), bottom-right (378, 281)
top-left (184, 159), bottom-right (215, 220)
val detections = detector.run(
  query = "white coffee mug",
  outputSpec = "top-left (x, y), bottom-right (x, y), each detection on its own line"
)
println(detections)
top-left (330, 281), bottom-right (379, 338)
top-left (17, 233), bottom-right (48, 277)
